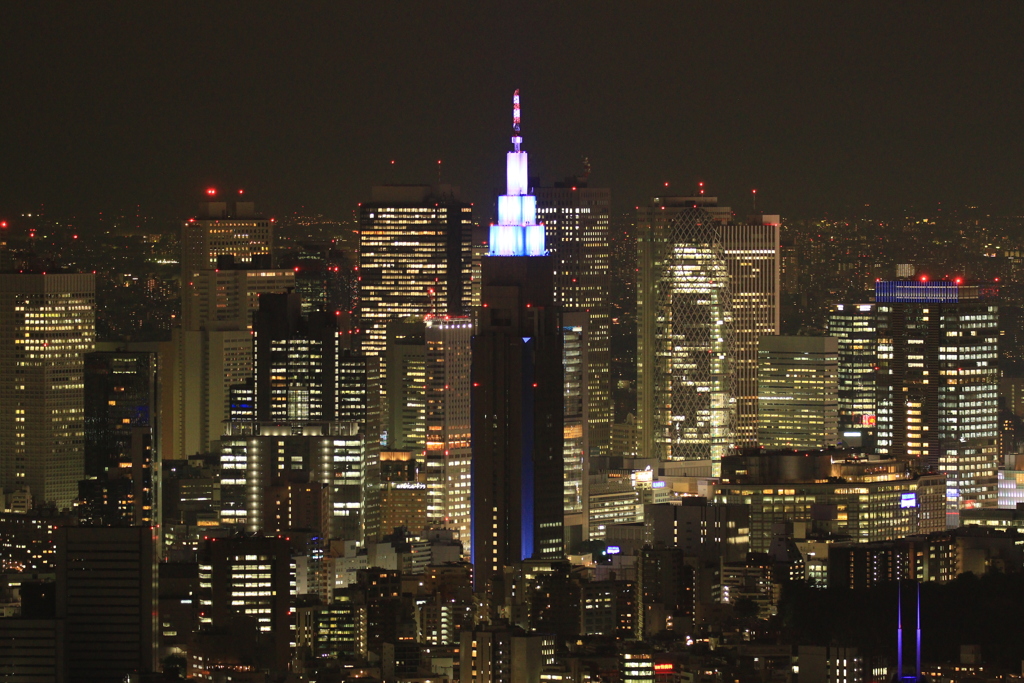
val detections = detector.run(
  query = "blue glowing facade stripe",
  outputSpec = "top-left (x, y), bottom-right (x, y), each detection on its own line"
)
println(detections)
top-left (490, 90), bottom-right (546, 257)
top-left (875, 280), bottom-right (959, 303)
top-left (520, 337), bottom-right (536, 560)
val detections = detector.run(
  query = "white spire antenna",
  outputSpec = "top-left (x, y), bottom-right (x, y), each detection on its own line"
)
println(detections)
top-left (512, 89), bottom-right (522, 152)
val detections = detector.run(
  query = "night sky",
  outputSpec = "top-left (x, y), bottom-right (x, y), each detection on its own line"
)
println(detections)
top-left (1, 2), bottom-right (1022, 221)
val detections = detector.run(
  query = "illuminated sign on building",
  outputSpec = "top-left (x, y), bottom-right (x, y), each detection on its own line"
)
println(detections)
top-left (900, 492), bottom-right (918, 509)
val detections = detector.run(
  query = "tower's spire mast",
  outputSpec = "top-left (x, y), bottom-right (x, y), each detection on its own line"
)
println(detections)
top-left (513, 89), bottom-right (522, 152)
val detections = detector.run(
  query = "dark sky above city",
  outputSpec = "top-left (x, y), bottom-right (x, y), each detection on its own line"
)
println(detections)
top-left (1, 2), bottom-right (1022, 222)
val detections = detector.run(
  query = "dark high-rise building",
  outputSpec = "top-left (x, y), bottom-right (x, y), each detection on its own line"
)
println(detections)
top-left (56, 526), bottom-right (157, 682)
top-left (83, 350), bottom-right (155, 477)
top-left (875, 280), bottom-right (999, 513)
top-left (385, 317), bottom-right (426, 451)
top-left (471, 92), bottom-right (564, 589)
top-left (281, 241), bottom-right (356, 317)
top-left (251, 291), bottom-right (347, 422)
top-left (198, 535), bottom-right (294, 673)
top-left (81, 348), bottom-right (157, 526)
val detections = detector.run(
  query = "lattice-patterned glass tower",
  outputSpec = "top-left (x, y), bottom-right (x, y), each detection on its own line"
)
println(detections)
top-left (664, 210), bottom-right (734, 466)
top-left (638, 197), bottom-right (772, 472)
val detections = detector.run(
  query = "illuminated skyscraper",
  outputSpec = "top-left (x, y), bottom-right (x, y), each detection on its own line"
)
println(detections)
top-left (757, 335), bottom-right (839, 449)
top-left (180, 196), bottom-right (273, 281)
top-left (636, 196), bottom-right (779, 469)
top-left (0, 273), bottom-right (95, 509)
top-left (424, 316), bottom-right (472, 556)
top-left (535, 181), bottom-right (612, 460)
top-left (472, 92), bottom-right (563, 589)
top-left (251, 292), bottom-right (348, 422)
top-left (723, 218), bottom-right (781, 446)
top-left (827, 303), bottom-right (878, 431)
top-left (357, 185), bottom-right (472, 377)
top-left (198, 535), bottom-right (294, 672)
top-left (875, 280), bottom-right (999, 514)
top-left (562, 311), bottom-right (590, 543)
top-left (636, 198), bottom-right (733, 469)
top-left (220, 292), bottom-right (381, 541)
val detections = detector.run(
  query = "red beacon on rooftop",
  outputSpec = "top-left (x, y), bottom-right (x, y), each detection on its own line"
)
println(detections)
top-left (206, 188), bottom-right (217, 196)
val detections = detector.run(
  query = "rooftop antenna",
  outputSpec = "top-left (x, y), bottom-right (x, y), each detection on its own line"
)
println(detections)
top-left (513, 89), bottom-right (522, 152)
top-left (438, 159), bottom-right (442, 183)
top-left (752, 188), bottom-right (758, 211)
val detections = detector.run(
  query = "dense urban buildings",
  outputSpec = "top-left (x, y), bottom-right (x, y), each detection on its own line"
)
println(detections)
top-left (4, 82), bottom-right (1024, 681)
top-left (170, 203), bottom-right (294, 459)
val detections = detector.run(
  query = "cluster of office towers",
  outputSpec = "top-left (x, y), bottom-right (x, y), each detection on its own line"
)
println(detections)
top-left (0, 96), bottom-right (1000, 597)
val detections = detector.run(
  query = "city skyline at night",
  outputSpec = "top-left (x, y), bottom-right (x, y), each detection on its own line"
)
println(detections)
top-left (3, 5), bottom-right (1024, 681)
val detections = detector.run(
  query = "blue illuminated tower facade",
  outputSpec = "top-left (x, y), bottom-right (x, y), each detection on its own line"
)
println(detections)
top-left (472, 92), bottom-right (564, 590)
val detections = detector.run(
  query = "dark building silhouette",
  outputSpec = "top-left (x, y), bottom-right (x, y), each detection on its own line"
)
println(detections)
top-left (471, 92), bottom-right (564, 590)
top-left (56, 526), bottom-right (157, 682)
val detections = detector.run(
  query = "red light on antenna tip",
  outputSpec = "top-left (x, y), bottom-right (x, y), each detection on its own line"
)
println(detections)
top-left (0, 222), bottom-right (6, 228)
top-left (238, 189), bottom-right (244, 195)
